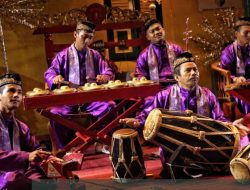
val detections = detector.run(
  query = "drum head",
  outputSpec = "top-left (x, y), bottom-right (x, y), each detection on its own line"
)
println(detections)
top-left (230, 158), bottom-right (250, 183)
top-left (144, 108), bottom-right (162, 141)
top-left (230, 144), bottom-right (250, 183)
top-left (113, 128), bottom-right (138, 139)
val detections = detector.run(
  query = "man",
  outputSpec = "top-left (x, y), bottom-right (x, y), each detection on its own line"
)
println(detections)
top-left (220, 17), bottom-right (250, 115)
top-left (134, 18), bottom-right (183, 82)
top-left (121, 52), bottom-right (249, 177)
top-left (44, 20), bottom-right (115, 154)
top-left (0, 73), bottom-right (51, 189)
top-left (123, 52), bottom-right (228, 127)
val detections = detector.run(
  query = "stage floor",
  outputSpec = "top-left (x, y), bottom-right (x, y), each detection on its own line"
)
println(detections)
top-left (73, 144), bottom-right (162, 179)
top-left (37, 145), bottom-right (250, 190)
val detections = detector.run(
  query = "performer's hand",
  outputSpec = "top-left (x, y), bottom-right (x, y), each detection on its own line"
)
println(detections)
top-left (53, 75), bottom-right (64, 84)
top-left (46, 156), bottom-right (64, 163)
top-left (119, 118), bottom-right (140, 128)
top-left (96, 74), bottom-right (109, 84)
top-left (233, 118), bottom-right (250, 137)
top-left (29, 150), bottom-right (51, 162)
top-left (233, 76), bottom-right (246, 84)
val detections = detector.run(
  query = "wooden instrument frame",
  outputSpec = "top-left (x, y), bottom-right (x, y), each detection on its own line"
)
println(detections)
top-left (23, 84), bottom-right (160, 153)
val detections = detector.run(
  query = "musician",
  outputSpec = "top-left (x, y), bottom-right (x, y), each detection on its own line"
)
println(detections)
top-left (120, 52), bottom-right (250, 177)
top-left (134, 18), bottom-right (183, 82)
top-left (0, 73), bottom-right (53, 189)
top-left (220, 17), bottom-right (250, 115)
top-left (44, 20), bottom-right (115, 154)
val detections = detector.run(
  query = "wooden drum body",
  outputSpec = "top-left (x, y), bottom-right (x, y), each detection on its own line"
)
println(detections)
top-left (230, 144), bottom-right (250, 183)
top-left (143, 108), bottom-right (240, 174)
top-left (110, 128), bottom-right (145, 183)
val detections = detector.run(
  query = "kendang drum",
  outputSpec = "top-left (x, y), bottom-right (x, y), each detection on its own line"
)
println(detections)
top-left (110, 128), bottom-right (146, 183)
top-left (230, 144), bottom-right (250, 183)
top-left (143, 108), bottom-right (240, 178)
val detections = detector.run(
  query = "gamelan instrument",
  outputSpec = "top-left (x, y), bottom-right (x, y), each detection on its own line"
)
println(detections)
top-left (230, 144), bottom-right (250, 183)
top-left (143, 108), bottom-right (240, 178)
top-left (110, 128), bottom-right (146, 183)
top-left (23, 83), bottom-right (160, 154)
top-left (224, 81), bottom-right (250, 104)
top-left (23, 83), bottom-right (160, 110)
top-left (40, 159), bottom-right (79, 179)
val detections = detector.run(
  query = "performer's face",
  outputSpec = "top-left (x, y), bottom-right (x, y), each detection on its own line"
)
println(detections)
top-left (146, 23), bottom-right (165, 44)
top-left (236, 25), bottom-right (250, 46)
top-left (74, 24), bottom-right (95, 49)
top-left (0, 84), bottom-right (22, 111)
top-left (175, 62), bottom-right (199, 90)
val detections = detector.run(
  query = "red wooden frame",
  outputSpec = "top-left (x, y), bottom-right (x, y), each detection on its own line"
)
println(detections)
top-left (23, 84), bottom-right (160, 152)
top-left (33, 21), bottom-right (148, 67)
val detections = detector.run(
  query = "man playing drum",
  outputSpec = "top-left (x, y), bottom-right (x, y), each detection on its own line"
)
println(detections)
top-left (120, 52), bottom-right (250, 177)
top-left (220, 17), bottom-right (250, 115)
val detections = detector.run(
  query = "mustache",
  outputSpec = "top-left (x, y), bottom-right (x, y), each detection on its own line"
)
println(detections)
top-left (190, 76), bottom-right (199, 80)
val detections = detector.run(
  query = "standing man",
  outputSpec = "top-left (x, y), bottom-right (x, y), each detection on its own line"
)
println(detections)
top-left (0, 73), bottom-right (51, 189)
top-left (44, 20), bottom-right (115, 154)
top-left (121, 52), bottom-right (249, 177)
top-left (220, 17), bottom-right (250, 115)
top-left (135, 18), bottom-right (183, 82)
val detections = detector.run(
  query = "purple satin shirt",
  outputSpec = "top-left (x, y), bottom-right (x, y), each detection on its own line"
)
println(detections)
top-left (44, 47), bottom-right (115, 90)
top-left (44, 46), bottom-right (115, 149)
top-left (136, 84), bottom-right (227, 128)
top-left (220, 42), bottom-right (250, 79)
top-left (0, 118), bottom-right (44, 189)
top-left (135, 42), bottom-right (183, 80)
top-left (220, 42), bottom-right (250, 115)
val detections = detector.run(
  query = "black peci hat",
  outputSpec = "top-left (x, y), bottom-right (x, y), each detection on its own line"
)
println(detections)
top-left (0, 73), bottom-right (22, 87)
top-left (173, 52), bottom-right (195, 69)
top-left (77, 20), bottom-right (96, 30)
top-left (234, 17), bottom-right (250, 30)
top-left (144, 18), bottom-right (161, 32)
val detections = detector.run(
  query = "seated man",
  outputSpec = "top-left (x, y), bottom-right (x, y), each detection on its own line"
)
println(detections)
top-left (44, 20), bottom-right (115, 154)
top-left (0, 73), bottom-right (52, 189)
top-left (220, 17), bottom-right (250, 115)
top-left (120, 52), bottom-right (250, 177)
top-left (135, 18), bottom-right (183, 83)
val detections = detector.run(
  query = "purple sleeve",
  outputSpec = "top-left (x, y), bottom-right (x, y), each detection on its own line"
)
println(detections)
top-left (170, 43), bottom-right (184, 56)
top-left (134, 48), bottom-right (150, 79)
top-left (44, 50), bottom-right (67, 90)
top-left (205, 88), bottom-right (228, 122)
top-left (18, 120), bottom-right (40, 152)
top-left (0, 150), bottom-right (29, 172)
top-left (93, 50), bottom-right (115, 80)
top-left (0, 121), bottom-right (40, 172)
top-left (220, 44), bottom-right (236, 79)
top-left (136, 90), bottom-right (169, 128)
